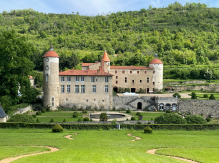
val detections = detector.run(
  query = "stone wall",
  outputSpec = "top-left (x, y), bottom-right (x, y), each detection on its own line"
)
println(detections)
top-left (169, 84), bottom-right (219, 92)
top-left (13, 105), bottom-right (32, 115)
top-left (178, 99), bottom-right (219, 118)
top-left (164, 80), bottom-right (207, 85)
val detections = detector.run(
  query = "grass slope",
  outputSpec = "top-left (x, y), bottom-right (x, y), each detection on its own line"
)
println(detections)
top-left (0, 129), bottom-right (219, 162)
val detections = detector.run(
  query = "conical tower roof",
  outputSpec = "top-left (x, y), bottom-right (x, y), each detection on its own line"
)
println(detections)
top-left (0, 106), bottom-right (7, 118)
top-left (43, 45), bottom-right (59, 58)
top-left (101, 50), bottom-right (110, 62)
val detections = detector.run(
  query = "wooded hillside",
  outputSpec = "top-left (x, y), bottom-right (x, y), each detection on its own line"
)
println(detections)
top-left (1, 2), bottom-right (219, 79)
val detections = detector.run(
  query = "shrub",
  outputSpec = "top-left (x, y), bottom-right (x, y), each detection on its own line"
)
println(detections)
top-left (136, 112), bottom-right (143, 117)
top-left (45, 106), bottom-right (50, 112)
top-left (185, 115), bottom-right (207, 124)
top-left (137, 121), bottom-right (142, 124)
top-left (36, 111), bottom-right (41, 115)
top-left (50, 118), bottom-right (54, 123)
top-left (73, 112), bottom-right (78, 118)
top-left (90, 119), bottom-right (93, 121)
top-left (63, 119), bottom-right (66, 122)
top-left (206, 117), bottom-right (211, 122)
top-left (77, 118), bottom-right (82, 122)
top-left (154, 113), bottom-right (187, 124)
top-left (52, 124), bottom-right (63, 132)
top-left (82, 109), bottom-right (87, 113)
top-left (173, 93), bottom-right (181, 98)
top-left (83, 117), bottom-right (89, 121)
top-left (209, 94), bottom-right (216, 100)
top-left (100, 113), bottom-right (108, 121)
top-left (191, 92), bottom-right (197, 99)
top-left (111, 119), bottom-right (117, 125)
top-left (36, 118), bottom-right (40, 123)
top-left (203, 94), bottom-right (208, 98)
top-left (41, 109), bottom-right (46, 113)
top-left (126, 109), bottom-right (131, 113)
top-left (166, 110), bottom-right (171, 113)
top-left (7, 114), bottom-right (35, 123)
top-left (32, 114), bottom-right (36, 118)
top-left (144, 126), bottom-right (152, 134)
top-left (131, 117), bottom-right (136, 120)
top-left (126, 118), bottom-right (128, 121)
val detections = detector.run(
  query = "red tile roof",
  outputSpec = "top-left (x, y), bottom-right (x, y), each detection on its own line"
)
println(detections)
top-left (110, 66), bottom-right (153, 70)
top-left (81, 62), bottom-right (99, 67)
top-left (102, 50), bottom-right (110, 62)
top-left (29, 76), bottom-right (34, 79)
top-left (149, 58), bottom-right (163, 64)
top-left (59, 70), bottom-right (113, 76)
top-left (43, 50), bottom-right (59, 58)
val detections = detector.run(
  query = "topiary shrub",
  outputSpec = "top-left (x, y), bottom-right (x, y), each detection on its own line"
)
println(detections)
top-left (83, 117), bottom-right (89, 121)
top-left (41, 109), bottom-right (46, 113)
top-left (144, 126), bottom-right (152, 134)
top-left (209, 94), bottom-right (216, 100)
top-left (126, 109), bottom-right (131, 113)
top-left (185, 115), bottom-right (207, 124)
top-left (77, 118), bottom-right (82, 122)
top-left (36, 111), bottom-right (41, 115)
top-left (63, 119), bottom-right (66, 122)
top-left (36, 118), bottom-right (40, 123)
top-left (90, 119), bottom-right (93, 121)
top-left (7, 114), bottom-right (35, 123)
top-left (73, 112), bottom-right (78, 118)
top-left (203, 94), bottom-right (208, 98)
top-left (206, 117), bottom-right (211, 122)
top-left (45, 106), bottom-right (50, 112)
top-left (32, 114), bottom-right (36, 118)
top-left (191, 92), bottom-right (197, 99)
top-left (131, 117), bottom-right (136, 120)
top-left (137, 121), bottom-right (142, 124)
top-left (173, 93), bottom-right (181, 98)
top-left (82, 109), bottom-right (87, 113)
top-left (52, 124), bottom-right (63, 132)
top-left (136, 112), bottom-right (143, 117)
top-left (50, 118), bottom-right (54, 123)
top-left (100, 113), bottom-right (108, 121)
top-left (166, 110), bottom-right (171, 113)
top-left (126, 118), bottom-right (128, 121)
top-left (154, 113), bottom-right (187, 124)
top-left (136, 112), bottom-right (140, 116)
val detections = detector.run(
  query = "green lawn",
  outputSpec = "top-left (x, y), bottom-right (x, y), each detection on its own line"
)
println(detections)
top-left (35, 117), bottom-right (79, 123)
top-left (1, 129), bottom-right (219, 162)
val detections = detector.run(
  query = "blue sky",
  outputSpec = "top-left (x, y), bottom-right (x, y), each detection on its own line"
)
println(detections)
top-left (0, 0), bottom-right (218, 16)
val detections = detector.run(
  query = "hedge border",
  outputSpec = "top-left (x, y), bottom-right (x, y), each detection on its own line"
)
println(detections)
top-left (1, 123), bottom-right (219, 130)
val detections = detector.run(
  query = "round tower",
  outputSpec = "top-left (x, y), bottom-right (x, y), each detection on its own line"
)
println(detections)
top-left (101, 50), bottom-right (110, 72)
top-left (149, 55), bottom-right (163, 90)
top-left (43, 46), bottom-right (59, 110)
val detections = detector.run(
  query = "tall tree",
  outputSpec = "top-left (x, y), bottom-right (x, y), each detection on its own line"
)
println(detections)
top-left (0, 30), bottom-right (34, 102)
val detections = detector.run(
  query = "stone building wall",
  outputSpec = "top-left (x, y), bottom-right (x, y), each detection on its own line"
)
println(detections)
top-left (178, 99), bottom-right (219, 118)
top-left (170, 84), bottom-right (219, 92)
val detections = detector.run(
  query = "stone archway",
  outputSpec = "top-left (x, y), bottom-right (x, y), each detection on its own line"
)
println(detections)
top-left (166, 104), bottom-right (171, 110)
top-left (137, 102), bottom-right (142, 110)
top-left (113, 86), bottom-right (118, 93)
top-left (172, 104), bottom-right (177, 111)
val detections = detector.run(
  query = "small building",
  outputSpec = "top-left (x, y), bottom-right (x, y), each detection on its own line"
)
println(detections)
top-left (0, 104), bottom-right (8, 122)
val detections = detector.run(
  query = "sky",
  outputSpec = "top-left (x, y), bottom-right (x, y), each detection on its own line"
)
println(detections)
top-left (0, 0), bottom-right (218, 16)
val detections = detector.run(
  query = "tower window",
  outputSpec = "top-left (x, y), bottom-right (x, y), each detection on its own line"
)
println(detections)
top-left (147, 77), bottom-right (149, 83)
top-left (137, 71), bottom-right (139, 74)
top-left (46, 74), bottom-right (48, 83)
top-left (46, 66), bottom-right (49, 70)
top-left (52, 98), bottom-right (54, 106)
top-left (153, 82), bottom-right (155, 85)
top-left (46, 58), bottom-right (49, 62)
top-left (115, 70), bottom-right (117, 73)
top-left (125, 77), bottom-right (127, 83)
top-left (122, 70), bottom-right (125, 74)
top-left (153, 71), bottom-right (155, 74)
top-left (132, 80), bottom-right (134, 83)
top-left (130, 71), bottom-right (132, 74)
top-left (116, 76), bottom-right (118, 79)
top-left (140, 80), bottom-right (142, 83)
top-left (116, 81), bottom-right (118, 84)
top-left (145, 71), bottom-right (147, 74)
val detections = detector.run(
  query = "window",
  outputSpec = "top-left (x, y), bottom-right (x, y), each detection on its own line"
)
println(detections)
top-left (52, 98), bottom-right (54, 106)
top-left (92, 85), bottom-right (96, 92)
top-left (130, 71), bottom-right (132, 74)
top-left (67, 77), bottom-right (71, 82)
top-left (147, 77), bottom-right (149, 83)
top-left (115, 70), bottom-right (117, 73)
top-left (81, 76), bottom-right (84, 82)
top-left (122, 70), bottom-right (125, 74)
top-left (116, 76), bottom-right (118, 79)
top-left (67, 85), bottom-right (70, 93)
top-left (140, 80), bottom-right (142, 83)
top-left (46, 66), bottom-right (49, 70)
top-left (75, 76), bottom-right (79, 82)
top-left (66, 98), bottom-right (68, 101)
top-left (61, 76), bottom-right (65, 82)
top-left (91, 77), bottom-right (95, 82)
top-left (81, 85), bottom-right (85, 93)
top-left (86, 99), bottom-right (88, 102)
top-left (132, 80), bottom-right (134, 83)
top-left (102, 100), bottom-right (104, 102)
top-left (75, 85), bottom-right (79, 93)
top-left (105, 85), bottom-right (109, 93)
top-left (116, 81), bottom-right (118, 84)
top-left (105, 77), bottom-right (108, 82)
top-left (61, 85), bottom-right (64, 93)
top-left (46, 58), bottom-right (49, 62)
top-left (125, 77), bottom-right (127, 83)
top-left (137, 71), bottom-right (139, 74)
top-left (153, 82), bottom-right (155, 85)
top-left (145, 71), bottom-right (147, 74)
top-left (153, 71), bottom-right (155, 74)
top-left (46, 74), bottom-right (48, 83)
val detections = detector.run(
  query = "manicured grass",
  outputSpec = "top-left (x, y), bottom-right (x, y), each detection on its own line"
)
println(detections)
top-left (1, 129), bottom-right (219, 162)
top-left (156, 148), bottom-right (219, 163)
top-left (0, 146), bottom-right (49, 160)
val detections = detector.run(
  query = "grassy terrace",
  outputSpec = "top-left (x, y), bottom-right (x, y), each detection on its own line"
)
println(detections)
top-left (0, 129), bottom-right (219, 162)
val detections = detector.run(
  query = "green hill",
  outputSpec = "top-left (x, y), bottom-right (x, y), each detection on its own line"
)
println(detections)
top-left (1, 2), bottom-right (219, 79)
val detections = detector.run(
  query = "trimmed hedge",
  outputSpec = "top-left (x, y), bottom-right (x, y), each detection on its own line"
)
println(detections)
top-left (1, 123), bottom-right (219, 130)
